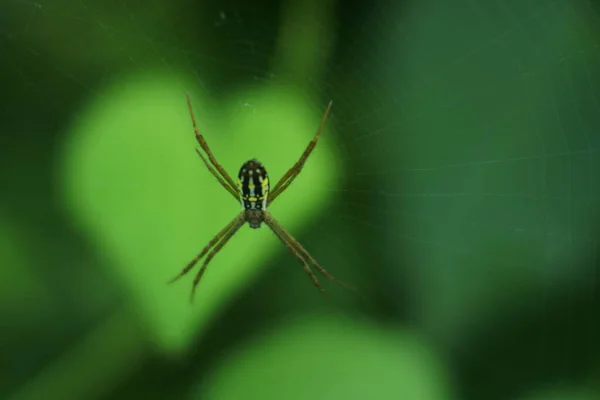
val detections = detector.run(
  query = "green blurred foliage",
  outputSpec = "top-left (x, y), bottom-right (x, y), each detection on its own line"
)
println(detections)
top-left (517, 385), bottom-right (599, 400)
top-left (0, 213), bottom-right (49, 319)
top-left (1, 0), bottom-right (599, 399)
top-left (368, 0), bottom-right (600, 346)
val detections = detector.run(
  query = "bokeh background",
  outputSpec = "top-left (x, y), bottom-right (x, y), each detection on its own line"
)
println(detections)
top-left (1, 0), bottom-right (599, 399)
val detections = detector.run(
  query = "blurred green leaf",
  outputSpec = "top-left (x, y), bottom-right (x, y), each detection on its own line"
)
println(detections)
top-left (201, 315), bottom-right (454, 400)
top-left (59, 70), bottom-right (340, 354)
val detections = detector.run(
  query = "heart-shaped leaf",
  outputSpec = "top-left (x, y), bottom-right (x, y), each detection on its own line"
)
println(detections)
top-left (60, 71), bottom-right (340, 353)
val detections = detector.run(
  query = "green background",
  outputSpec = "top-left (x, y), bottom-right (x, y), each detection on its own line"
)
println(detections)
top-left (1, 0), bottom-right (599, 399)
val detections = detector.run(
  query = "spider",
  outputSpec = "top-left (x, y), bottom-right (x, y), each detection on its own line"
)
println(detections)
top-left (169, 93), bottom-right (354, 302)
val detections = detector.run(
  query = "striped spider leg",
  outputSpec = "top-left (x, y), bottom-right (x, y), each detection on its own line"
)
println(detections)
top-left (169, 94), bottom-right (354, 302)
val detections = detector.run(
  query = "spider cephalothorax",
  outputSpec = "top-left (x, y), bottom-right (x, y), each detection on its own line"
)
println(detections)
top-left (169, 94), bottom-right (354, 302)
top-left (238, 158), bottom-right (269, 228)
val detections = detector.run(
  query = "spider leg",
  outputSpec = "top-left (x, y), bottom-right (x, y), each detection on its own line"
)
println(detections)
top-left (263, 214), bottom-right (328, 299)
top-left (265, 212), bottom-right (357, 293)
top-left (292, 236), bottom-right (358, 293)
top-left (168, 213), bottom-right (244, 286)
top-left (268, 100), bottom-right (333, 206)
top-left (189, 216), bottom-right (245, 303)
top-left (185, 92), bottom-right (239, 193)
top-left (195, 148), bottom-right (239, 200)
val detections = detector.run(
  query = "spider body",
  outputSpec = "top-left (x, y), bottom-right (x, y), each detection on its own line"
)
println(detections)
top-left (169, 94), bottom-right (354, 302)
top-left (238, 158), bottom-right (269, 228)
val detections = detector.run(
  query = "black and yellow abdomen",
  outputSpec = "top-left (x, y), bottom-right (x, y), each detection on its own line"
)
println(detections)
top-left (237, 159), bottom-right (270, 228)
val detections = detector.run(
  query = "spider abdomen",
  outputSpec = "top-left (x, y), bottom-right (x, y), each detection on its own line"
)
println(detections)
top-left (238, 158), bottom-right (269, 228)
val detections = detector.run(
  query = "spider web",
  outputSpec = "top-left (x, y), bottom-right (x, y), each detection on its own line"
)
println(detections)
top-left (2, 0), bottom-right (599, 399)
